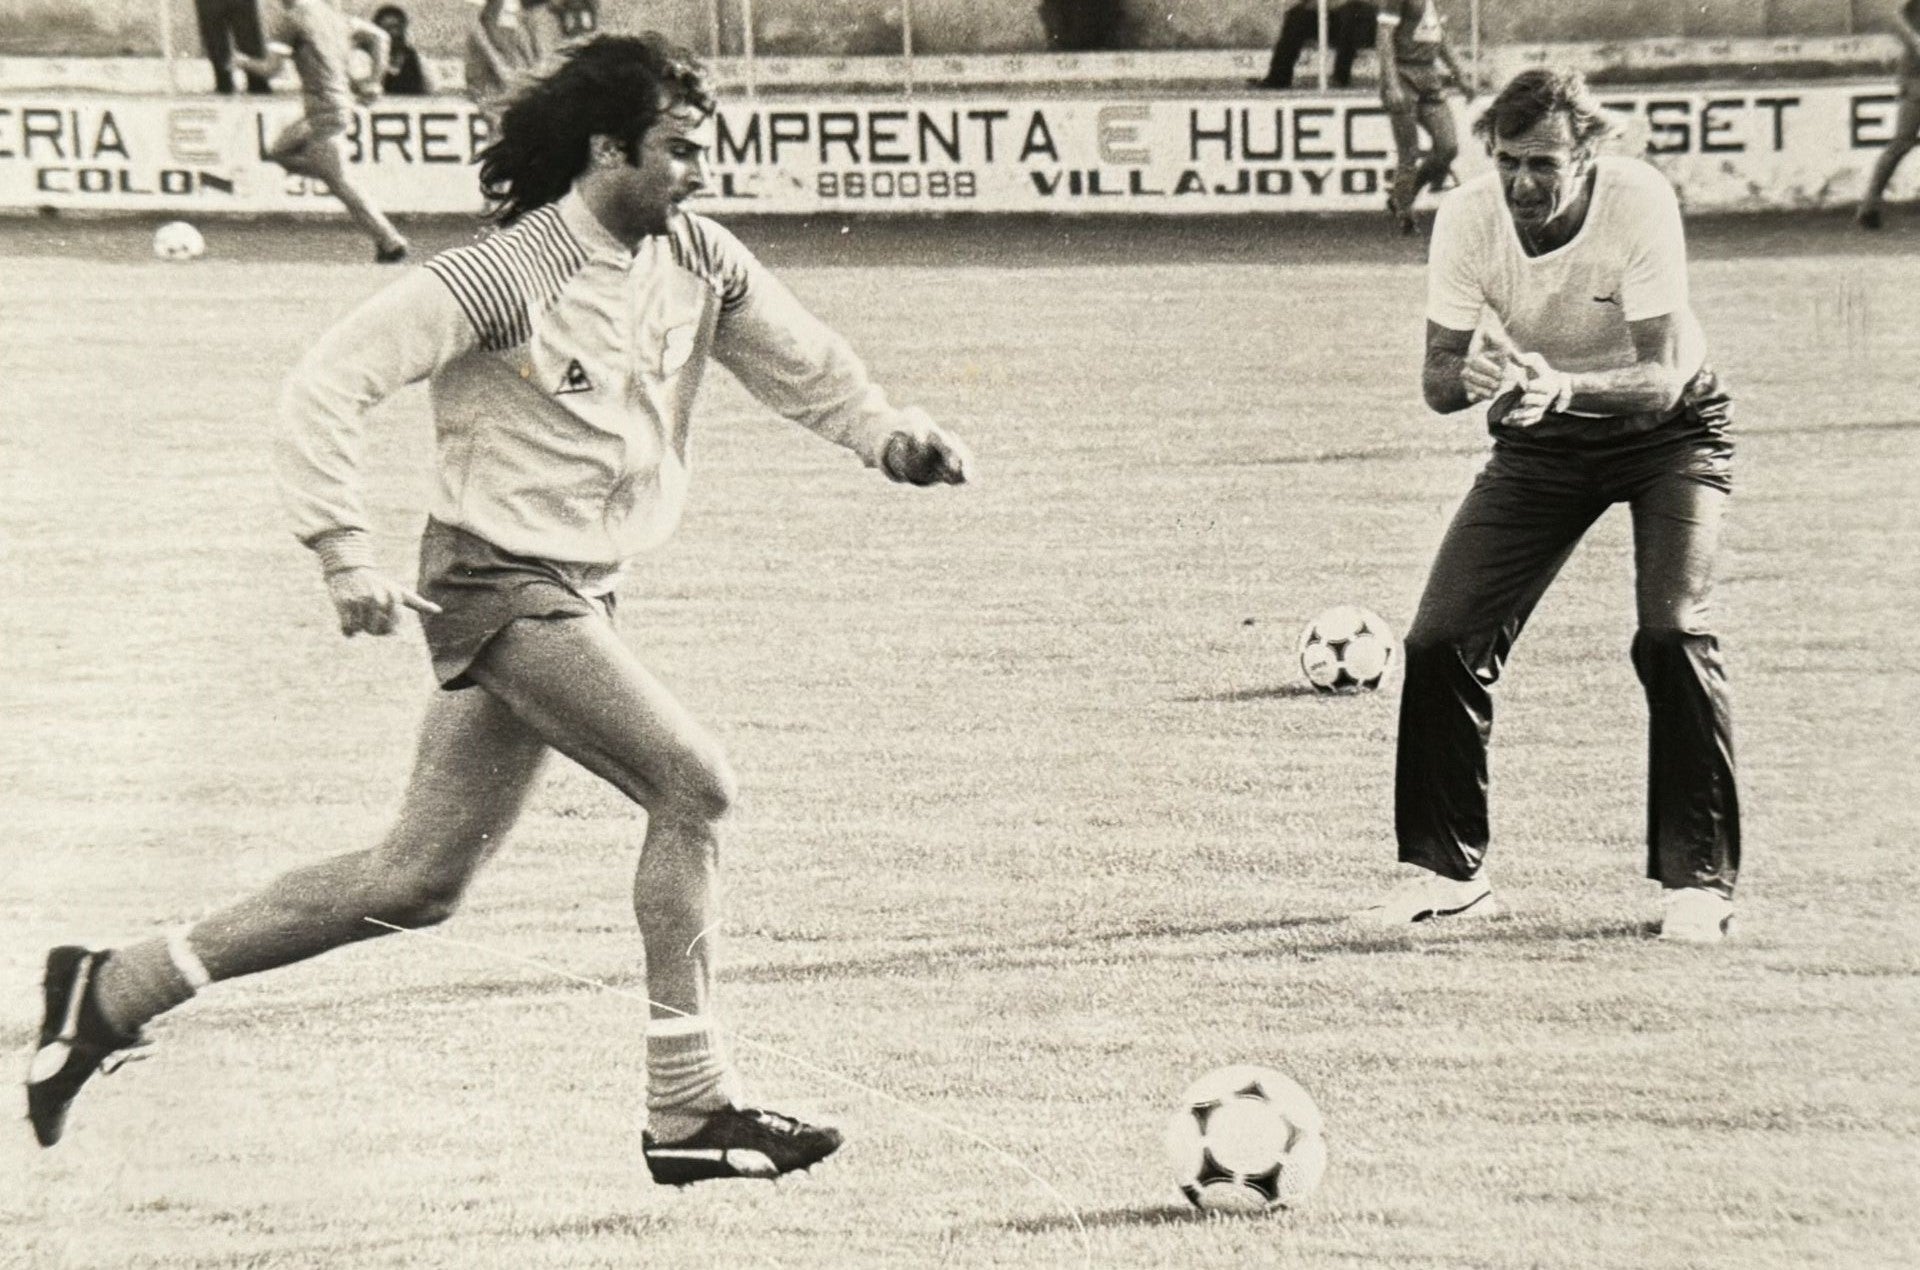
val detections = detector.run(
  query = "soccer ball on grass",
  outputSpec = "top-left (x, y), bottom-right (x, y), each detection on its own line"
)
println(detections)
top-left (1297, 605), bottom-right (1397, 694)
top-left (152, 221), bottom-right (206, 261)
top-left (1165, 1064), bottom-right (1328, 1214)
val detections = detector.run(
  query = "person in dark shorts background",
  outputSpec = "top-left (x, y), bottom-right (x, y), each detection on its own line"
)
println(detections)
top-left (1356, 68), bottom-right (1743, 945)
top-left (1859, 0), bottom-right (1920, 229)
top-left (1377, 0), bottom-right (1474, 233)
top-left (28, 34), bottom-right (973, 1183)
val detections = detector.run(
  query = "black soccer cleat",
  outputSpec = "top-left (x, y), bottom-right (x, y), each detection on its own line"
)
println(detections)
top-left (375, 242), bottom-right (411, 264)
top-left (26, 946), bottom-right (148, 1148)
top-left (642, 1106), bottom-right (844, 1186)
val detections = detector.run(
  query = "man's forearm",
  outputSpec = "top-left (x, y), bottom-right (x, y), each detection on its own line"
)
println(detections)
top-left (1565, 361), bottom-right (1687, 416)
top-left (1423, 349), bottom-right (1473, 413)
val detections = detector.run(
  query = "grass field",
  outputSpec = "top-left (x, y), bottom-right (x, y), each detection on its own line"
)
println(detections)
top-left (2, 209), bottom-right (1917, 1269)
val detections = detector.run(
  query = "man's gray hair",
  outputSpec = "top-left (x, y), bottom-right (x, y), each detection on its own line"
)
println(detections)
top-left (1473, 68), bottom-right (1617, 151)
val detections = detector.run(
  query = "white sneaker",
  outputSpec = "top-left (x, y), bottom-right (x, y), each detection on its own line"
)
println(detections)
top-left (1659, 887), bottom-right (1734, 944)
top-left (1354, 868), bottom-right (1497, 926)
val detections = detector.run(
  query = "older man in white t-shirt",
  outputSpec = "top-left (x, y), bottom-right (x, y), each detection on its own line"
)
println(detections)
top-left (1358, 68), bottom-right (1742, 944)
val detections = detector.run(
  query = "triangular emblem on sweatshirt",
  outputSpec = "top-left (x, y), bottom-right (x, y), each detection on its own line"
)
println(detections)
top-left (556, 358), bottom-right (593, 395)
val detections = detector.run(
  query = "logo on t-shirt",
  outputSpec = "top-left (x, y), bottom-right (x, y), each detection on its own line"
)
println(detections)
top-left (659, 323), bottom-right (697, 377)
top-left (556, 358), bottom-right (593, 394)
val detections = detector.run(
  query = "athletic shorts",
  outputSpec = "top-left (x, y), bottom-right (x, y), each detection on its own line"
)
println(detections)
top-left (1394, 64), bottom-right (1449, 108)
top-left (270, 112), bottom-right (349, 157)
top-left (416, 518), bottom-right (619, 690)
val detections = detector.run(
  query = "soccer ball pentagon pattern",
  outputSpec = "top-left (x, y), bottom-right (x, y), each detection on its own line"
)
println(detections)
top-left (152, 221), bottom-right (206, 261)
top-left (1297, 605), bottom-right (1398, 694)
top-left (1165, 1064), bottom-right (1328, 1214)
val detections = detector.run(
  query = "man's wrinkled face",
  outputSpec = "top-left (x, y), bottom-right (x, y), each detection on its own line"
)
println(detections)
top-left (1492, 112), bottom-right (1592, 230)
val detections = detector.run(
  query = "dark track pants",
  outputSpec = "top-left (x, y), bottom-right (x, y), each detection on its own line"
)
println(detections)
top-left (1393, 409), bottom-right (1740, 897)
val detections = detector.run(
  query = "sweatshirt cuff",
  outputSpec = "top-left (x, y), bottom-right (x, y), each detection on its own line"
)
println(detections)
top-left (304, 528), bottom-right (378, 576)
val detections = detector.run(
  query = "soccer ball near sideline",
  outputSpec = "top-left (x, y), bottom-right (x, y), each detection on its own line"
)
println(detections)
top-left (1165, 1064), bottom-right (1328, 1214)
top-left (1297, 605), bottom-right (1397, 694)
top-left (152, 221), bottom-right (206, 261)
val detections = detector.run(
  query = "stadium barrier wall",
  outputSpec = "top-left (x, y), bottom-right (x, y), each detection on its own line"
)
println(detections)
top-left (0, 32), bottom-right (1903, 95)
top-left (1, 83), bottom-right (1913, 216)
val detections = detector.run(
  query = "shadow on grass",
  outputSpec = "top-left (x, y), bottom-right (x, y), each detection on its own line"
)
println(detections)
top-left (1176, 682), bottom-right (1324, 703)
top-left (192, 915), bottom-right (1665, 1031)
top-left (992, 1201), bottom-right (1202, 1234)
top-left (724, 914), bottom-right (1351, 985)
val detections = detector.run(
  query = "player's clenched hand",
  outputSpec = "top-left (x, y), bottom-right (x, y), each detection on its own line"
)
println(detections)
top-left (882, 410), bottom-right (972, 486)
top-left (1494, 352), bottom-right (1574, 429)
top-left (325, 566), bottom-right (441, 638)
top-left (1462, 327), bottom-right (1522, 404)
top-left (1462, 347), bottom-right (1517, 404)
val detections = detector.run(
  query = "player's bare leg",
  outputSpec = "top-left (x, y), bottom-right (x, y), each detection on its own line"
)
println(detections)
top-left (28, 689), bottom-right (550, 1146)
top-left (1860, 93), bottom-right (1920, 229)
top-left (1414, 97), bottom-right (1460, 198)
top-left (299, 135), bottom-right (411, 262)
top-left (1386, 106), bottom-right (1424, 233)
top-left (469, 616), bottom-right (843, 1183)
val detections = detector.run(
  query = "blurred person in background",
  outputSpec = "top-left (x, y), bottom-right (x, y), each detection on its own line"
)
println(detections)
top-left (196, 0), bottom-right (274, 94)
top-left (373, 4), bottom-right (431, 96)
top-left (1251, 1), bottom-right (1379, 91)
top-left (232, 0), bottom-right (411, 262)
top-left (466, 0), bottom-right (596, 113)
top-left (1858, 0), bottom-right (1920, 229)
top-left (1378, 0), bottom-right (1474, 234)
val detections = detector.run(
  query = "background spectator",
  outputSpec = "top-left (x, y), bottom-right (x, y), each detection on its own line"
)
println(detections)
top-left (373, 4), bottom-right (431, 95)
top-left (196, 0), bottom-right (273, 94)
top-left (1252, 1), bottom-right (1379, 90)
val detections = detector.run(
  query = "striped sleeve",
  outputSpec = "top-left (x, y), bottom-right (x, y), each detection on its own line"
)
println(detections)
top-left (699, 217), bottom-right (906, 468)
top-left (422, 204), bottom-right (590, 351)
top-left (665, 213), bottom-right (751, 315)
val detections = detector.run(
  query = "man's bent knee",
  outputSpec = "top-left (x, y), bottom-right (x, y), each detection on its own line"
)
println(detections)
top-left (367, 867), bottom-right (473, 930)
top-left (658, 750), bottom-right (736, 824)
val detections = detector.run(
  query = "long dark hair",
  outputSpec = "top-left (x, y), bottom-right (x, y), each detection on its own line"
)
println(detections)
top-left (478, 34), bottom-right (714, 226)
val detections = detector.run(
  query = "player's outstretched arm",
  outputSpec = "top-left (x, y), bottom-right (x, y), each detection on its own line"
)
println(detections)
top-left (348, 19), bottom-right (392, 102)
top-left (1439, 40), bottom-right (1474, 99)
top-left (1375, 12), bottom-right (1406, 108)
top-left (232, 40), bottom-right (292, 82)
top-left (704, 223), bottom-right (972, 486)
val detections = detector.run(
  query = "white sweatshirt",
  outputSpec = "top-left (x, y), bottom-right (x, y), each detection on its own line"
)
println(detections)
top-left (274, 190), bottom-right (910, 569)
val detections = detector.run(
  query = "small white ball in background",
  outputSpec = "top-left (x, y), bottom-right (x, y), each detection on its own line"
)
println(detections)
top-left (152, 221), bottom-right (206, 261)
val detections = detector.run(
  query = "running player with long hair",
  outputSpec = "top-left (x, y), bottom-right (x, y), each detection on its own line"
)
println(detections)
top-left (29, 34), bottom-right (972, 1182)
